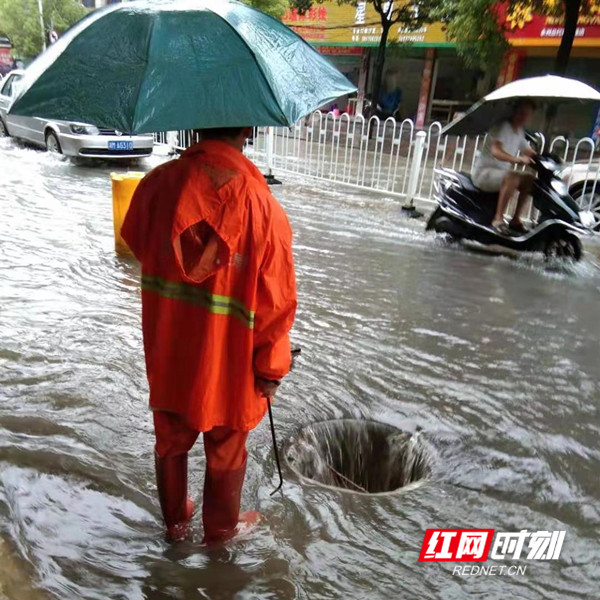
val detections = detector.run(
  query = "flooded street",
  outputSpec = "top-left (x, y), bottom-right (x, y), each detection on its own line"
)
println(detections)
top-left (1, 138), bottom-right (599, 599)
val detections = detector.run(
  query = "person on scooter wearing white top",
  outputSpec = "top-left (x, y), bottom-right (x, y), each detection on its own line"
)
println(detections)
top-left (472, 99), bottom-right (538, 235)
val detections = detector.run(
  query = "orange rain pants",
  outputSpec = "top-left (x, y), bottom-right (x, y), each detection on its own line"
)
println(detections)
top-left (154, 410), bottom-right (248, 542)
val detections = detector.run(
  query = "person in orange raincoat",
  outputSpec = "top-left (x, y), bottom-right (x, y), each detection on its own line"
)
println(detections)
top-left (121, 127), bottom-right (297, 543)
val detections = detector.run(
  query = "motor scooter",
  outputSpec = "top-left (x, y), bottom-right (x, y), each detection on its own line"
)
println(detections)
top-left (426, 153), bottom-right (595, 261)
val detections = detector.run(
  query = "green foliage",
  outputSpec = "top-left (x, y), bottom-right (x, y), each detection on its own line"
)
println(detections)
top-left (433, 0), bottom-right (509, 70)
top-left (435, 0), bottom-right (594, 71)
top-left (245, 0), bottom-right (290, 18)
top-left (0, 0), bottom-right (87, 58)
top-left (289, 0), bottom-right (312, 14)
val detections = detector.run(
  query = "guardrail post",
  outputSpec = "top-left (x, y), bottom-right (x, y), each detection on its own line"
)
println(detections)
top-left (166, 131), bottom-right (178, 155)
top-left (264, 126), bottom-right (282, 185)
top-left (402, 130), bottom-right (426, 217)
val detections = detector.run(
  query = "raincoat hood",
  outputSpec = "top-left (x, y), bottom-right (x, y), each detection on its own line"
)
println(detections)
top-left (172, 141), bottom-right (268, 284)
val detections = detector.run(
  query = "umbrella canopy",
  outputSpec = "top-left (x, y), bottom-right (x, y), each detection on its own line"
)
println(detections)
top-left (442, 75), bottom-right (600, 137)
top-left (9, 0), bottom-right (356, 133)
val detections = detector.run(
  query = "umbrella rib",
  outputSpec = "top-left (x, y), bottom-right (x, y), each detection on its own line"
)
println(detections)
top-left (220, 5), bottom-right (357, 120)
top-left (205, 6), bottom-right (289, 126)
top-left (130, 14), bottom-right (158, 134)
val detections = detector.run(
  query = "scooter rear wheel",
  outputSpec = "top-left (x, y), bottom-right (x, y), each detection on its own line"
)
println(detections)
top-left (543, 233), bottom-right (582, 262)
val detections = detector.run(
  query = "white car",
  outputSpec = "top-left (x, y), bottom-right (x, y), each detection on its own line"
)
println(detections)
top-left (0, 70), bottom-right (154, 159)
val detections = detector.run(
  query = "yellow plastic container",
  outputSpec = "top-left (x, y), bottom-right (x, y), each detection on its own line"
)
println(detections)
top-left (110, 172), bottom-right (145, 255)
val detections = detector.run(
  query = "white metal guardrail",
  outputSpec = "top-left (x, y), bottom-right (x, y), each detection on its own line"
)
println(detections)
top-left (154, 111), bottom-right (600, 225)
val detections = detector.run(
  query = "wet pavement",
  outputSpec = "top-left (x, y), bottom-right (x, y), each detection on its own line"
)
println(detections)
top-left (0, 138), bottom-right (599, 600)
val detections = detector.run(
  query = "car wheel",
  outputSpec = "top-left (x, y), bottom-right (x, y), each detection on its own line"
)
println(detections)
top-left (569, 182), bottom-right (600, 231)
top-left (543, 233), bottom-right (582, 262)
top-left (0, 119), bottom-right (8, 137)
top-left (45, 131), bottom-right (62, 154)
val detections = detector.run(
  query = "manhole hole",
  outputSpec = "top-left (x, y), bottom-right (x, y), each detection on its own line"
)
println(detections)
top-left (285, 419), bottom-right (432, 495)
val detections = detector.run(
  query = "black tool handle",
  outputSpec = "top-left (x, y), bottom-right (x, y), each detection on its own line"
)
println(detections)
top-left (267, 397), bottom-right (283, 496)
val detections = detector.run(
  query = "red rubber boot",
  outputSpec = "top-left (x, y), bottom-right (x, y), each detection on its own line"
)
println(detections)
top-left (202, 456), bottom-right (261, 545)
top-left (155, 452), bottom-right (195, 541)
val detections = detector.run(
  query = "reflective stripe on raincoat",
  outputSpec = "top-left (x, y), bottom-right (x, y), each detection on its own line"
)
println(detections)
top-left (121, 140), bottom-right (297, 432)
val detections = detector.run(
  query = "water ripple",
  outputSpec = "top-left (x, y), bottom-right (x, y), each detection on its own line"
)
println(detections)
top-left (0, 140), bottom-right (599, 598)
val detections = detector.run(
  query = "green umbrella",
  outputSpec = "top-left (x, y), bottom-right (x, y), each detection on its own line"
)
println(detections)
top-left (10, 0), bottom-right (356, 134)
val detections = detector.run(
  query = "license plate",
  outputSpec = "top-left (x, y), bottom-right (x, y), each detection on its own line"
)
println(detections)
top-left (108, 140), bottom-right (133, 151)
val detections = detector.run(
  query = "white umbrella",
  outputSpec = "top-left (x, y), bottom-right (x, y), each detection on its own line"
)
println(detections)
top-left (442, 75), bottom-right (600, 137)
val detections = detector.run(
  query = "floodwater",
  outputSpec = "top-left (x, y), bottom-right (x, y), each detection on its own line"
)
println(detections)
top-left (0, 138), bottom-right (599, 600)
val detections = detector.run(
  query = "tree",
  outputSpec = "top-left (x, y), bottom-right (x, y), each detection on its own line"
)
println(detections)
top-left (554, 0), bottom-right (584, 73)
top-left (360, 0), bottom-right (436, 115)
top-left (0, 0), bottom-right (87, 58)
top-left (248, 0), bottom-right (290, 19)
top-left (433, 0), bottom-right (509, 71)
top-left (435, 0), bottom-right (595, 75)
top-left (293, 0), bottom-right (436, 114)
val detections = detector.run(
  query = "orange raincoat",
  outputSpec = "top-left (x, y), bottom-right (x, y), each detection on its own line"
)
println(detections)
top-left (121, 140), bottom-right (297, 432)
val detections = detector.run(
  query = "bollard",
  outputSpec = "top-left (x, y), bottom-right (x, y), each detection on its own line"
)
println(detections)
top-left (264, 126), bottom-right (282, 185)
top-left (110, 172), bottom-right (145, 255)
top-left (402, 130), bottom-right (426, 217)
top-left (266, 126), bottom-right (274, 174)
top-left (166, 131), bottom-right (179, 155)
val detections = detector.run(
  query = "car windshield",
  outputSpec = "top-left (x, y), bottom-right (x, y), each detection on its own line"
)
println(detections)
top-left (1, 74), bottom-right (21, 97)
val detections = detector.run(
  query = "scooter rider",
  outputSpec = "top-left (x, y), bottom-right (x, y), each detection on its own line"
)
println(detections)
top-left (472, 99), bottom-right (538, 234)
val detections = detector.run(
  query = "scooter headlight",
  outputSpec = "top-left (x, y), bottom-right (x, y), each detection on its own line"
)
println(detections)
top-left (579, 210), bottom-right (596, 228)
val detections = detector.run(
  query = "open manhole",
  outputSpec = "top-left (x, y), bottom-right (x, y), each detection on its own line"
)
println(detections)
top-left (285, 419), bottom-right (432, 495)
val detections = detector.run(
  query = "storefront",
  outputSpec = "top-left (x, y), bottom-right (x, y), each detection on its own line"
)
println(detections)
top-left (281, 1), bottom-right (481, 125)
top-left (283, 2), bottom-right (600, 134)
top-left (499, 5), bottom-right (600, 136)
top-left (0, 34), bottom-right (15, 77)
top-left (282, 3), bottom-right (369, 114)
top-left (312, 45), bottom-right (364, 114)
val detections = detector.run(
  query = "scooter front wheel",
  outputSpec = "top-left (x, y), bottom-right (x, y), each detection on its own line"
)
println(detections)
top-left (543, 233), bottom-right (582, 262)
top-left (441, 233), bottom-right (463, 245)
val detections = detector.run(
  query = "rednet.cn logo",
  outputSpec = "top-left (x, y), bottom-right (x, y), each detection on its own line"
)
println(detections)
top-left (419, 529), bottom-right (566, 576)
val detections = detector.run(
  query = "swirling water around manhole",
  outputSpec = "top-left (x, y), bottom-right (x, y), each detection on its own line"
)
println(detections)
top-left (284, 419), bottom-right (433, 496)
